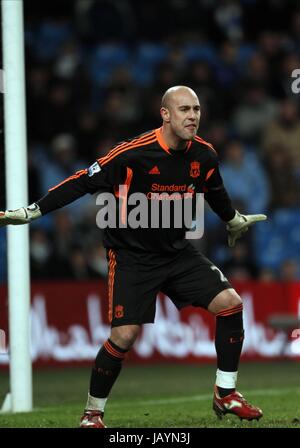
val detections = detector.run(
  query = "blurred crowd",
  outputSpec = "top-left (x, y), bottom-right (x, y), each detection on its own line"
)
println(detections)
top-left (1, 0), bottom-right (300, 282)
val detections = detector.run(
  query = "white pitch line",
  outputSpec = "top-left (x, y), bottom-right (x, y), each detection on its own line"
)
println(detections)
top-left (109, 387), bottom-right (300, 408)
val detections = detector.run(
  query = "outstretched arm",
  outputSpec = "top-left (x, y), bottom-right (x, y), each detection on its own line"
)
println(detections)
top-left (0, 161), bottom-right (114, 226)
top-left (204, 166), bottom-right (267, 247)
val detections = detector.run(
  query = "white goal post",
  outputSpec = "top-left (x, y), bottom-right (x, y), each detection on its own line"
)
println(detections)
top-left (1, 0), bottom-right (33, 412)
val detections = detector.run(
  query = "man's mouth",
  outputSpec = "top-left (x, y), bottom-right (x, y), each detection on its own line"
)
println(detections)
top-left (185, 124), bottom-right (197, 130)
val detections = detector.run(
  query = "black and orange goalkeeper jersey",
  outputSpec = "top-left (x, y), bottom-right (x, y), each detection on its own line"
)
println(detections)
top-left (37, 127), bottom-right (235, 252)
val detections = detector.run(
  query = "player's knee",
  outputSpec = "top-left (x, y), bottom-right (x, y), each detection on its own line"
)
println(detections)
top-left (110, 325), bottom-right (140, 350)
top-left (222, 290), bottom-right (242, 309)
top-left (208, 289), bottom-right (242, 315)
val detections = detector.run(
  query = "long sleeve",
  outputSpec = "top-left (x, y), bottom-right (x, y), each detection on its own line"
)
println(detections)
top-left (204, 165), bottom-right (236, 222)
top-left (37, 159), bottom-right (122, 215)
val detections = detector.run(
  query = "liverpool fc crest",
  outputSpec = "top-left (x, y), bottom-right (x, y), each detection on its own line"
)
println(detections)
top-left (114, 305), bottom-right (124, 318)
top-left (190, 161), bottom-right (200, 178)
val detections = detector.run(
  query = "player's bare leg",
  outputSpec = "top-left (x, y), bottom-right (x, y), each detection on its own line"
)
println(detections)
top-left (208, 289), bottom-right (263, 421)
top-left (80, 324), bottom-right (141, 428)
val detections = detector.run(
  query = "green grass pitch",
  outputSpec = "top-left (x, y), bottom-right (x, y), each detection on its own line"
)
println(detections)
top-left (0, 362), bottom-right (300, 428)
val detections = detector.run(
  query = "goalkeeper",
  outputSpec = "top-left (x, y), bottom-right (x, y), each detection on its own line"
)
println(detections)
top-left (0, 86), bottom-right (266, 427)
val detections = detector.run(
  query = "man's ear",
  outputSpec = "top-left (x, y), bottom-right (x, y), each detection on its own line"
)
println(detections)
top-left (160, 107), bottom-right (170, 123)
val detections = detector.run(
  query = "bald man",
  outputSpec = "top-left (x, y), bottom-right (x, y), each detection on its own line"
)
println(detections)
top-left (0, 86), bottom-right (266, 426)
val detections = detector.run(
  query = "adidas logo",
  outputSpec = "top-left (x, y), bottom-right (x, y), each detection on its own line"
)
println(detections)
top-left (149, 166), bottom-right (160, 175)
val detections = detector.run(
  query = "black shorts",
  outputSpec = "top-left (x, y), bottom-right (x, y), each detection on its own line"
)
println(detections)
top-left (107, 244), bottom-right (232, 327)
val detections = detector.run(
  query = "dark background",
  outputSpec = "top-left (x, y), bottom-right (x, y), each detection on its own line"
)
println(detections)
top-left (0, 0), bottom-right (300, 282)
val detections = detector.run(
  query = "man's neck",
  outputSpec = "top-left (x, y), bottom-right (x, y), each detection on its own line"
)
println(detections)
top-left (161, 126), bottom-right (189, 151)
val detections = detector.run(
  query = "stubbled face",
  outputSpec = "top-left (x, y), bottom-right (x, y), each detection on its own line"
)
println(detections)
top-left (162, 90), bottom-right (201, 140)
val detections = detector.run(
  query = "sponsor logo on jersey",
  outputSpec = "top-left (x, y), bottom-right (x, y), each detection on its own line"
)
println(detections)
top-left (88, 162), bottom-right (101, 177)
top-left (187, 184), bottom-right (195, 194)
top-left (190, 161), bottom-right (200, 178)
top-left (151, 183), bottom-right (187, 192)
top-left (147, 183), bottom-right (195, 200)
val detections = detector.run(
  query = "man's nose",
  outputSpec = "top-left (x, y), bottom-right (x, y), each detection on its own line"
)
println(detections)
top-left (188, 112), bottom-right (196, 121)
